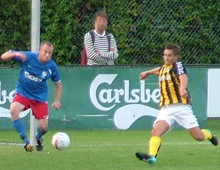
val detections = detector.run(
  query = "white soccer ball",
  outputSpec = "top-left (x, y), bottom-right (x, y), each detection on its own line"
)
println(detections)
top-left (52, 132), bottom-right (70, 150)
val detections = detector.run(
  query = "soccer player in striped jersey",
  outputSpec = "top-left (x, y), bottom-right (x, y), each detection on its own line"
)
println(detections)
top-left (84, 11), bottom-right (118, 65)
top-left (135, 43), bottom-right (218, 165)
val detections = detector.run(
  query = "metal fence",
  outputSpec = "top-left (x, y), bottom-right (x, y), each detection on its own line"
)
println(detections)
top-left (77, 0), bottom-right (220, 65)
top-left (0, 0), bottom-right (219, 65)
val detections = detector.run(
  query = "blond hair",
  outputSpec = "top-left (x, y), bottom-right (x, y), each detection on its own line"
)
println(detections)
top-left (40, 41), bottom-right (53, 48)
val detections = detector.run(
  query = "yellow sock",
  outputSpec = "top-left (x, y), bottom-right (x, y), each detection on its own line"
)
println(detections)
top-left (149, 136), bottom-right (161, 157)
top-left (201, 129), bottom-right (212, 140)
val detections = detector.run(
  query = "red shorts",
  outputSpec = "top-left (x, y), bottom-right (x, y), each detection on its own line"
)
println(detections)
top-left (12, 93), bottom-right (48, 119)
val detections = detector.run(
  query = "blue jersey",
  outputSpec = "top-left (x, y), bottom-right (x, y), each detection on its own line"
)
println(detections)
top-left (11, 50), bottom-right (61, 102)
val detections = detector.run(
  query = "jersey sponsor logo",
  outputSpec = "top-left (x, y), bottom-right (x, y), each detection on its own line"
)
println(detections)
top-left (159, 75), bottom-right (171, 81)
top-left (159, 66), bottom-right (171, 82)
top-left (24, 71), bottom-right (43, 82)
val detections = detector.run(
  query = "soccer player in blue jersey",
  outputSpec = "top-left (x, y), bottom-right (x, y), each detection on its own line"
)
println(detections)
top-left (1, 41), bottom-right (62, 152)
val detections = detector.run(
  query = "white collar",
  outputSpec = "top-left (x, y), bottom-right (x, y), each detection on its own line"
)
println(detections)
top-left (94, 30), bottom-right (106, 37)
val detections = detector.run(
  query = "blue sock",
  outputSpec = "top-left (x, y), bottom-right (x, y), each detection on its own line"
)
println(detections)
top-left (36, 127), bottom-right (48, 140)
top-left (12, 118), bottom-right (29, 144)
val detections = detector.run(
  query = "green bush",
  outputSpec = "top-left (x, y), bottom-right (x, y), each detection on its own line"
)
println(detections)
top-left (0, 0), bottom-right (30, 66)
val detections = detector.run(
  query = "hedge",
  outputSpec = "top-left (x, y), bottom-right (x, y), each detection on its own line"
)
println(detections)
top-left (0, 0), bottom-right (219, 65)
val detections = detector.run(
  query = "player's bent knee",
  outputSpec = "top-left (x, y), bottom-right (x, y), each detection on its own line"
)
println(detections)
top-left (151, 126), bottom-right (169, 137)
top-left (37, 119), bottom-right (48, 132)
top-left (151, 129), bottom-right (156, 136)
top-left (10, 109), bottom-right (20, 120)
top-left (42, 127), bottom-right (48, 133)
top-left (151, 128), bottom-right (161, 136)
top-left (38, 125), bottom-right (48, 133)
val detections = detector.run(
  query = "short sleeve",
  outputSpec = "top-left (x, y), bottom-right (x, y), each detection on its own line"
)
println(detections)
top-left (173, 62), bottom-right (187, 77)
top-left (50, 63), bottom-right (61, 83)
top-left (10, 50), bottom-right (31, 63)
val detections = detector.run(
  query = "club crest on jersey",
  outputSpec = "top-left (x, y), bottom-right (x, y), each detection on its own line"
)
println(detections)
top-left (41, 71), bottom-right (47, 78)
top-left (164, 67), bottom-right (170, 73)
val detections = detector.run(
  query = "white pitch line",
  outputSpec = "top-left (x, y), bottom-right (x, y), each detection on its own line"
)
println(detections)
top-left (73, 142), bottom-right (210, 147)
top-left (145, 83), bottom-right (158, 85)
top-left (0, 141), bottom-right (210, 147)
top-left (0, 142), bottom-right (23, 146)
top-left (108, 119), bottom-right (114, 121)
top-left (76, 115), bottom-right (108, 117)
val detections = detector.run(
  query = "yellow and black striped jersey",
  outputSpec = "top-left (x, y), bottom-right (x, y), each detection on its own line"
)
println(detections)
top-left (159, 62), bottom-right (191, 107)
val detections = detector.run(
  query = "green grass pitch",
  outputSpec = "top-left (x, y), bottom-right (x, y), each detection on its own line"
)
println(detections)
top-left (0, 129), bottom-right (219, 170)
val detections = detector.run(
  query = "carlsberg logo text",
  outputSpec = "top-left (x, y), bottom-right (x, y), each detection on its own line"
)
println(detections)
top-left (0, 81), bottom-right (15, 105)
top-left (90, 74), bottom-right (160, 111)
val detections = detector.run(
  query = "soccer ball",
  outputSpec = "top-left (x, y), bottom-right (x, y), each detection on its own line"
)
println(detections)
top-left (52, 132), bottom-right (70, 150)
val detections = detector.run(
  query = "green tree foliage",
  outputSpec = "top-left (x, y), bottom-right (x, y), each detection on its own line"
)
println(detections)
top-left (0, 0), bottom-right (219, 65)
top-left (0, 0), bottom-right (30, 66)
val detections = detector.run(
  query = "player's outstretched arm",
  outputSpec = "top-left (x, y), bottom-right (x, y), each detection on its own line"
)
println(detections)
top-left (52, 82), bottom-right (62, 110)
top-left (1, 51), bottom-right (26, 62)
top-left (139, 67), bottom-right (160, 80)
